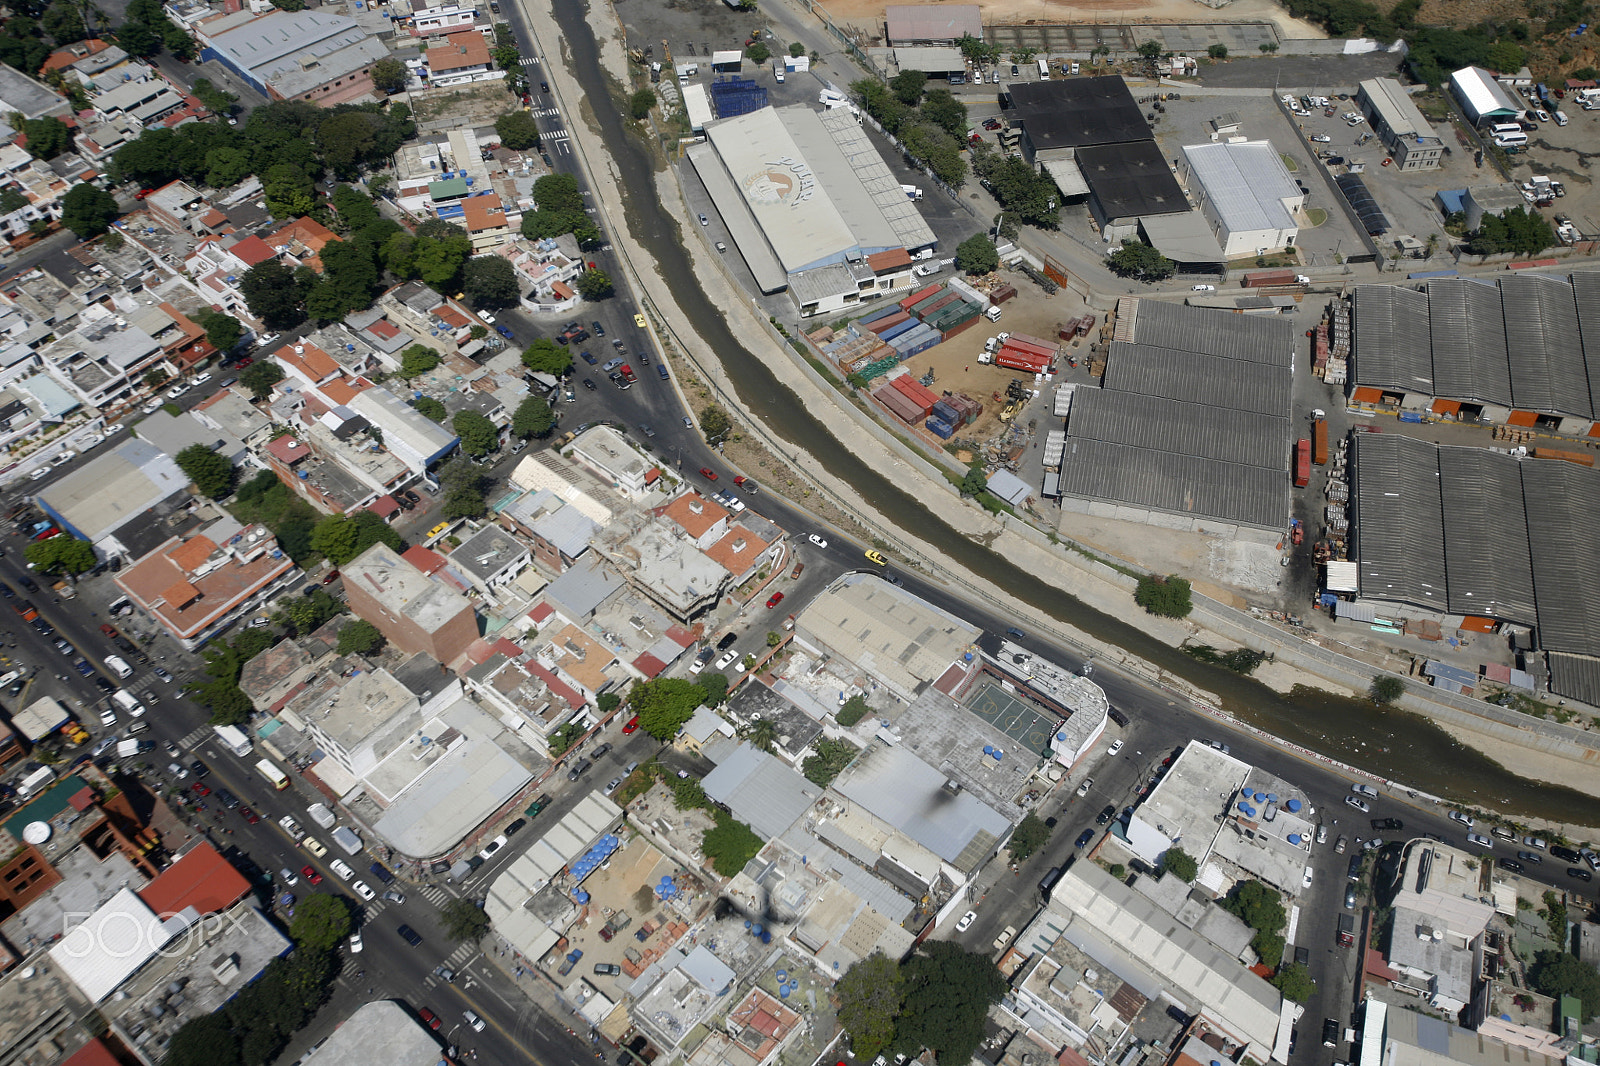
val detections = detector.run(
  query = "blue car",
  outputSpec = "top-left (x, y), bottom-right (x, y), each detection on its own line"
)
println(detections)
top-left (580, 350), bottom-right (598, 365)
top-left (73, 658), bottom-right (94, 677)
top-left (1074, 828), bottom-right (1095, 848)
top-left (495, 325), bottom-right (515, 341)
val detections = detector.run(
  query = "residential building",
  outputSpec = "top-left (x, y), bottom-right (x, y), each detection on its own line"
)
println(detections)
top-left (201, 11), bottom-right (388, 105)
top-left (461, 193), bottom-right (513, 250)
top-left (450, 525), bottom-right (532, 600)
top-left (462, 649), bottom-right (585, 752)
top-left (1178, 141), bottom-right (1303, 258)
top-left (424, 29), bottom-right (498, 87)
top-left (89, 76), bottom-right (191, 129)
top-left (568, 425), bottom-right (654, 498)
top-left (1356, 78), bottom-right (1444, 171)
top-left (409, 4), bottom-right (479, 36)
top-left (301, 1001), bottom-right (449, 1066)
top-left (115, 519), bottom-right (299, 649)
top-left (494, 235), bottom-right (585, 313)
top-left (0, 65), bottom-right (72, 121)
top-left (498, 487), bottom-right (600, 574)
top-left (342, 542), bottom-right (479, 663)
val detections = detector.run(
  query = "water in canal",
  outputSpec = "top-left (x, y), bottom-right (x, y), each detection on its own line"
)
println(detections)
top-left (547, 0), bottom-right (1600, 827)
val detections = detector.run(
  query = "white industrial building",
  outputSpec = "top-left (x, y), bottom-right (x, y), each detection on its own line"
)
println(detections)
top-left (685, 105), bottom-right (935, 298)
top-left (1179, 141), bottom-right (1303, 258)
top-left (1448, 66), bottom-right (1522, 126)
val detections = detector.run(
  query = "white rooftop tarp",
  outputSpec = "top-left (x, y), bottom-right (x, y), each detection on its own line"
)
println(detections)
top-left (50, 888), bottom-right (172, 1002)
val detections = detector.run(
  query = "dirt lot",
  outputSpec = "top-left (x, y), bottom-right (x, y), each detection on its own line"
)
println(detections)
top-left (406, 80), bottom-right (522, 134)
top-left (891, 268), bottom-right (1094, 442)
top-left (813, 0), bottom-right (1326, 40)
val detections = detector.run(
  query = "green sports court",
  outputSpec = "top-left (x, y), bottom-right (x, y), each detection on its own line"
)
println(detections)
top-left (966, 682), bottom-right (1061, 757)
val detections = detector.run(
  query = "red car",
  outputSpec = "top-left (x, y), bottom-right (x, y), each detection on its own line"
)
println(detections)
top-left (239, 805), bottom-right (260, 824)
top-left (766, 591), bottom-right (784, 608)
top-left (622, 715), bottom-right (639, 734)
top-left (321, 570), bottom-right (340, 585)
top-left (418, 1008), bottom-right (442, 1031)
top-left (699, 467), bottom-right (718, 481)
top-left (31, 526), bottom-right (59, 541)
top-left (234, 357), bottom-right (253, 368)
top-left (191, 782), bottom-right (211, 796)
top-left (301, 865), bottom-right (323, 885)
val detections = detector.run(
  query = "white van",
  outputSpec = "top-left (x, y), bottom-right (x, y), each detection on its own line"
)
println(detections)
top-left (104, 655), bottom-right (132, 679)
top-left (1554, 110), bottom-right (1568, 126)
top-left (1495, 132), bottom-right (1528, 147)
top-left (112, 690), bottom-right (144, 717)
top-left (1491, 122), bottom-right (1523, 136)
top-left (1037, 58), bottom-right (1050, 78)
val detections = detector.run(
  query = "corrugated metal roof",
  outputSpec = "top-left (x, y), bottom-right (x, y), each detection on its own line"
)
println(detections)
top-left (1523, 458), bottom-right (1600, 654)
top-left (1353, 433), bottom-right (1448, 609)
top-left (1437, 448), bottom-right (1535, 622)
top-left (701, 741), bottom-right (822, 840)
top-left (1068, 388), bottom-right (1287, 469)
top-left (1427, 278), bottom-right (1511, 407)
top-left (1104, 341), bottom-right (1291, 416)
top-left (1574, 272), bottom-right (1600, 419)
top-left (1126, 298), bottom-right (1294, 367)
top-left (1548, 652), bottom-right (1600, 706)
top-left (1449, 66), bottom-right (1521, 121)
top-left (1353, 285), bottom-right (1433, 393)
top-left (1501, 273), bottom-right (1589, 417)
top-left (1057, 435), bottom-right (1287, 530)
top-left (1182, 141), bottom-right (1298, 235)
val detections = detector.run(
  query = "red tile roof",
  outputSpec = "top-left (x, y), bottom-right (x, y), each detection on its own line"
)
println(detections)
top-left (266, 436), bottom-right (309, 464)
top-left (631, 651), bottom-right (668, 678)
top-left (403, 545), bottom-right (446, 574)
top-left (368, 495), bottom-right (401, 519)
top-left (229, 234), bottom-right (277, 267)
top-left (527, 661), bottom-right (583, 710)
top-left (138, 841), bottom-right (251, 917)
top-left (60, 1040), bottom-right (122, 1066)
top-left (867, 248), bottom-right (913, 273)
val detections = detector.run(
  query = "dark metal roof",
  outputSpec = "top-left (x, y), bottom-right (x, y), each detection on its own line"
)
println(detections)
top-left (1077, 140), bottom-right (1188, 221)
top-left (1009, 76), bottom-right (1148, 150)
top-left (1129, 298), bottom-right (1295, 367)
top-left (1055, 435), bottom-right (1288, 530)
top-left (1353, 285), bottom-right (1433, 394)
top-left (1068, 388), bottom-right (1287, 469)
top-left (1573, 272), bottom-right (1600, 419)
top-left (1335, 172), bottom-right (1390, 235)
top-left (1501, 273), bottom-right (1590, 417)
top-left (1547, 652), bottom-right (1600, 706)
top-left (1427, 278), bottom-right (1512, 408)
top-left (1353, 433), bottom-right (1448, 610)
top-left (1436, 447), bottom-right (1535, 621)
top-left (1104, 341), bottom-right (1291, 416)
top-left (1522, 457), bottom-right (1600, 655)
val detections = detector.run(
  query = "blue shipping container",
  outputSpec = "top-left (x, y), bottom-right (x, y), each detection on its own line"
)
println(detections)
top-left (932, 401), bottom-right (960, 423)
top-left (903, 336), bottom-right (941, 359)
top-left (926, 417), bottom-right (955, 438)
top-left (891, 324), bottom-right (936, 351)
top-left (879, 318), bottom-right (918, 342)
top-left (859, 305), bottom-right (899, 326)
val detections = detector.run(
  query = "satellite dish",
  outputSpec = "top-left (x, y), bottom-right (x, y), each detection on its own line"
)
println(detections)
top-left (22, 822), bottom-right (50, 845)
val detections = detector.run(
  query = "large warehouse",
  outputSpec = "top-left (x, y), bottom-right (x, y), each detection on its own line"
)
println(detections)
top-left (1006, 77), bottom-right (1220, 257)
top-left (686, 105), bottom-right (934, 297)
top-left (1178, 141), bottom-right (1303, 258)
top-left (1351, 433), bottom-right (1600, 705)
top-left (1054, 300), bottom-right (1294, 536)
top-left (34, 439), bottom-right (188, 558)
top-left (1349, 273), bottom-right (1600, 435)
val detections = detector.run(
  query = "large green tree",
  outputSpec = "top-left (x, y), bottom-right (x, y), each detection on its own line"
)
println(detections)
top-left (176, 444), bottom-right (236, 499)
top-left (894, 941), bottom-right (1006, 1064)
top-left (1220, 880), bottom-right (1287, 964)
top-left (441, 898), bottom-right (490, 940)
top-left (837, 953), bottom-right (904, 1060)
top-left (629, 677), bottom-right (707, 739)
top-left (521, 338), bottom-right (573, 376)
top-left (511, 395), bottom-right (556, 438)
top-left (413, 396), bottom-right (447, 422)
top-left (59, 182), bottom-right (118, 238)
top-left (239, 359), bottom-right (286, 400)
top-left (336, 618), bottom-right (384, 656)
top-left (1107, 239), bottom-right (1175, 281)
top-left (890, 69), bottom-right (926, 105)
top-left (1134, 574), bottom-right (1192, 618)
top-left (399, 343), bottom-right (441, 379)
top-left (310, 510), bottom-right (402, 565)
top-left (21, 116), bottom-right (70, 159)
top-left (195, 308), bottom-right (243, 352)
top-left (1531, 951), bottom-right (1600, 1021)
top-left (463, 255), bottom-right (518, 309)
top-left (24, 535), bottom-right (96, 574)
top-left (494, 110), bottom-right (541, 150)
top-left (701, 812), bottom-right (763, 876)
top-left (288, 894), bottom-right (352, 951)
top-left (370, 56), bottom-right (408, 94)
top-left (919, 88), bottom-right (968, 138)
top-left (452, 409), bottom-right (499, 457)
top-left (240, 260), bottom-right (305, 331)
top-left (955, 234), bottom-right (998, 275)
top-left (575, 268), bottom-right (613, 301)
top-left (1007, 813), bottom-right (1051, 862)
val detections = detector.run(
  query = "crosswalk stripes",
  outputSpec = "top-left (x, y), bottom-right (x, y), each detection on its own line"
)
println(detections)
top-left (418, 884), bottom-right (453, 907)
top-left (520, 56), bottom-right (540, 66)
top-left (178, 726), bottom-right (211, 750)
top-left (445, 943), bottom-right (477, 967)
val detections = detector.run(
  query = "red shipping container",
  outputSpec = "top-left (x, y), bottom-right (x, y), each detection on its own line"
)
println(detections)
top-left (1007, 332), bottom-right (1057, 350)
top-left (899, 284), bottom-right (943, 312)
top-left (1244, 269), bottom-right (1297, 287)
top-left (873, 386), bottom-right (925, 424)
top-left (996, 349), bottom-right (1052, 373)
top-left (1001, 337), bottom-right (1057, 359)
top-left (892, 375), bottom-right (939, 411)
top-left (1294, 439), bottom-right (1311, 486)
top-left (1312, 420), bottom-right (1328, 465)
top-left (941, 313), bottom-right (980, 341)
top-left (991, 284), bottom-right (1017, 304)
top-left (867, 310), bottom-right (910, 335)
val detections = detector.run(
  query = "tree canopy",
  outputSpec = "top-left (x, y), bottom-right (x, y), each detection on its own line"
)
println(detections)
top-left (195, 308), bottom-right (243, 352)
top-left (1163, 846), bottom-right (1198, 882)
top-left (1008, 813), bottom-right (1052, 862)
top-left (837, 953), bottom-right (904, 1060)
top-left (25, 535), bottom-right (96, 574)
top-left (310, 510), bottom-right (402, 565)
top-left (240, 260), bottom-right (305, 331)
top-left (289, 894), bottom-right (352, 951)
top-left (512, 395), bottom-right (556, 438)
top-left (413, 396), bottom-right (448, 422)
top-left (59, 183), bottom-right (118, 238)
top-left (371, 57), bottom-right (408, 94)
top-left (176, 444), bottom-right (236, 499)
top-left (629, 677), bottom-right (706, 739)
top-left (463, 255), bottom-right (518, 308)
top-left (521, 338), bottom-right (574, 376)
top-left (801, 737), bottom-right (859, 787)
top-left (1532, 951), bottom-right (1600, 1021)
top-left (701, 812), bottom-right (764, 876)
top-left (239, 360), bottom-right (286, 400)
top-left (1220, 880), bottom-right (1287, 965)
top-left (21, 116), bottom-right (70, 159)
top-left (453, 409), bottom-right (499, 457)
top-left (399, 344), bottom-right (441, 379)
top-left (495, 110), bottom-right (541, 150)
top-left (575, 268), bottom-right (614, 300)
top-left (973, 150), bottom-right (1060, 228)
top-left (1370, 675), bottom-right (1405, 706)
top-left (895, 941), bottom-right (1006, 1064)
top-left (1107, 239), bottom-right (1175, 281)
top-left (441, 898), bottom-right (491, 940)
top-left (1464, 207), bottom-right (1555, 257)
top-left (336, 618), bottom-right (384, 656)
top-left (1271, 962), bottom-right (1316, 1003)
top-left (955, 234), bottom-right (999, 275)
top-left (1134, 574), bottom-right (1192, 618)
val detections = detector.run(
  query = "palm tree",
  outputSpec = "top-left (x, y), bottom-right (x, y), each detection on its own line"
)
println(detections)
top-left (744, 718), bottom-right (776, 753)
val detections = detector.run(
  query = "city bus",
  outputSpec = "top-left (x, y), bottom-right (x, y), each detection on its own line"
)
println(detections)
top-left (255, 758), bottom-right (289, 791)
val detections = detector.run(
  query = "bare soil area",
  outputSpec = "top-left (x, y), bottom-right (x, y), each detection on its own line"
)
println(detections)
top-left (815, 0), bottom-right (1328, 42)
top-left (407, 81), bottom-right (522, 134)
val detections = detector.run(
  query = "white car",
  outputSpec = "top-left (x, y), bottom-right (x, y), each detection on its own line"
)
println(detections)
top-left (464, 1010), bottom-right (486, 1033)
top-left (1447, 810), bottom-right (1475, 827)
top-left (192, 372), bottom-right (212, 385)
top-left (249, 616), bottom-right (272, 627)
top-left (479, 834), bottom-right (508, 862)
top-left (1075, 778), bottom-right (1092, 797)
top-left (913, 263), bottom-right (941, 278)
top-left (29, 467), bottom-right (48, 480)
top-left (329, 859), bottom-right (355, 881)
top-left (349, 932), bottom-right (363, 952)
top-left (1465, 833), bottom-right (1493, 849)
top-left (1350, 783), bottom-right (1378, 798)
top-left (955, 910), bottom-right (976, 931)
top-left (351, 880), bottom-right (375, 902)
top-left (476, 310), bottom-right (495, 324)
top-left (807, 533), bottom-right (828, 548)
top-left (165, 384), bottom-right (188, 399)
top-left (1191, 284), bottom-right (1216, 292)
top-left (1535, 109), bottom-right (1551, 122)
top-left (1107, 739), bottom-right (1123, 756)
top-left (715, 649), bottom-right (739, 670)
top-left (54, 450), bottom-right (77, 465)
top-left (142, 399), bottom-right (162, 414)
top-left (993, 926), bottom-right (1015, 950)
top-left (99, 707), bottom-right (117, 727)
top-left (1310, 133), bottom-right (1332, 143)
top-left (1344, 796), bottom-right (1370, 813)
top-left (1302, 866), bottom-right (1313, 888)
top-left (279, 814), bottom-right (304, 841)
top-left (79, 432), bottom-right (103, 449)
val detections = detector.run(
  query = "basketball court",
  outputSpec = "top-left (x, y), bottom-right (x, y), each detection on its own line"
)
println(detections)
top-left (966, 682), bottom-right (1061, 757)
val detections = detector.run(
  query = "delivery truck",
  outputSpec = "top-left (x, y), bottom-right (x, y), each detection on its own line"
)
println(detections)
top-left (331, 826), bottom-right (363, 856)
top-left (213, 724), bottom-right (252, 756)
top-left (307, 803), bottom-right (337, 829)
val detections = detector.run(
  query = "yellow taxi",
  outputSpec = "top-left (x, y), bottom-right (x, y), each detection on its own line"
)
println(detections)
top-left (864, 549), bottom-right (887, 565)
top-left (633, 313), bottom-right (647, 329)
top-left (427, 522), bottom-right (450, 539)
